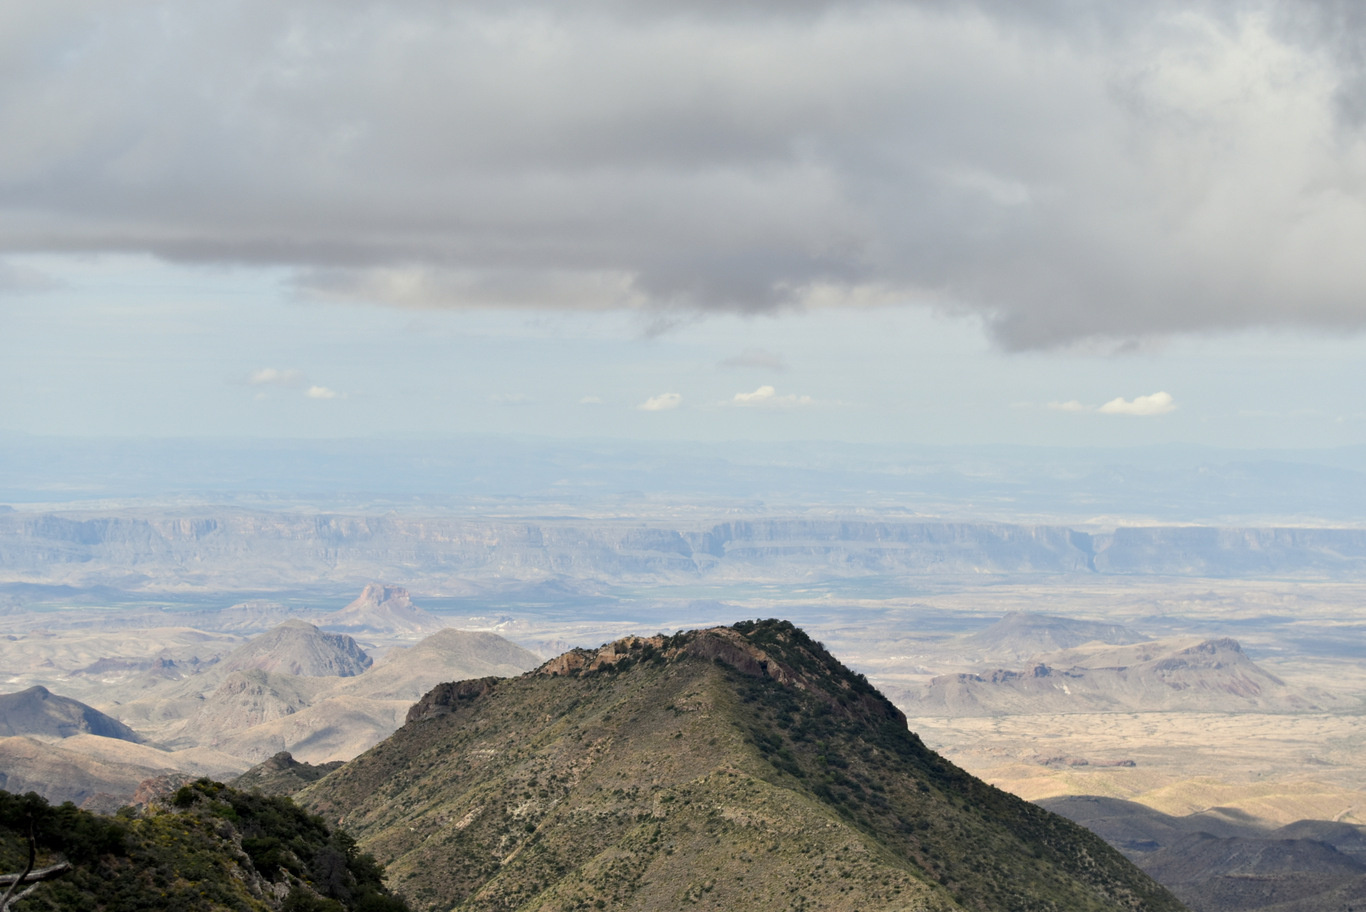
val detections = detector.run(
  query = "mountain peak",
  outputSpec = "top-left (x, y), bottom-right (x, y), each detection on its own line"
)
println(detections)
top-left (220, 621), bottom-right (372, 677)
top-left (307, 619), bottom-right (1182, 912)
top-left (0, 685), bottom-right (144, 742)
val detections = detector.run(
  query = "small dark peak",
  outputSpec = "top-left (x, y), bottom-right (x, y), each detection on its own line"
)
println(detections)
top-left (233, 750), bottom-right (346, 796)
top-left (262, 750), bottom-right (303, 771)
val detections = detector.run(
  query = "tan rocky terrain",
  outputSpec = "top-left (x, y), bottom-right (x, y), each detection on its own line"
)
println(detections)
top-left (0, 625), bottom-right (242, 705)
top-left (0, 587), bottom-right (541, 804)
top-left (0, 732), bottom-right (245, 810)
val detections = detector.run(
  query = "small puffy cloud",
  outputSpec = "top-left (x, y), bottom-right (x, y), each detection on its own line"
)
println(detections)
top-left (719, 348), bottom-right (787, 371)
top-left (734, 385), bottom-right (777, 404)
top-left (1097, 391), bottom-right (1176, 416)
top-left (305, 385), bottom-right (339, 400)
top-left (638, 392), bottom-right (682, 411)
top-left (1047, 400), bottom-right (1090, 413)
top-left (578, 395), bottom-right (604, 405)
top-left (248, 367), bottom-right (304, 387)
top-left (730, 385), bottom-right (815, 407)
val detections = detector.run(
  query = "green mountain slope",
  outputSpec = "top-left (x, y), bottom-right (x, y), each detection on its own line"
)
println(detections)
top-left (301, 621), bottom-right (1185, 912)
top-left (0, 780), bottom-right (408, 912)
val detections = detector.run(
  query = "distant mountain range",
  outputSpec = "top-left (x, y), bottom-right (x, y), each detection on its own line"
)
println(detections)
top-left (298, 620), bottom-right (1184, 912)
top-left (6, 510), bottom-right (1366, 591)
top-left (903, 636), bottom-right (1337, 715)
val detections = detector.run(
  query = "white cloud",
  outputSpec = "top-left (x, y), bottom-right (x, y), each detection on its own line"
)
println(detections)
top-left (305, 385), bottom-right (339, 400)
top-left (1047, 400), bottom-right (1090, 413)
top-left (730, 385), bottom-right (815, 407)
top-left (638, 392), bottom-right (682, 411)
top-left (247, 367), bottom-right (304, 387)
top-left (578, 395), bottom-right (604, 405)
top-left (490, 392), bottom-right (532, 405)
top-left (1097, 391), bottom-right (1176, 416)
top-left (734, 385), bottom-right (777, 404)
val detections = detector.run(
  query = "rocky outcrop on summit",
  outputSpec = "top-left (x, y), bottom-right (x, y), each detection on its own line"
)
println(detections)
top-left (322, 584), bottom-right (444, 635)
top-left (0, 685), bottom-right (144, 742)
top-left (219, 620), bottom-right (372, 678)
top-left (907, 637), bottom-right (1333, 715)
top-left (534, 627), bottom-right (895, 720)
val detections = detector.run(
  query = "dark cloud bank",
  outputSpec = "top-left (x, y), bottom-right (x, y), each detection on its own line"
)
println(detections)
top-left (2, 0), bottom-right (1364, 348)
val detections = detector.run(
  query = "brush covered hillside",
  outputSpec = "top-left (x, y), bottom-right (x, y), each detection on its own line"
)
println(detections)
top-left (0, 780), bottom-right (409, 912)
top-left (301, 621), bottom-right (1184, 912)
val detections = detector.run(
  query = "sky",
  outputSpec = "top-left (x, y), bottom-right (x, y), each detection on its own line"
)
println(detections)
top-left (3, 1), bottom-right (1366, 449)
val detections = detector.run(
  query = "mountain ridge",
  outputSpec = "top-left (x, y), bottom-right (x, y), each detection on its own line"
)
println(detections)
top-left (302, 620), bottom-right (1185, 912)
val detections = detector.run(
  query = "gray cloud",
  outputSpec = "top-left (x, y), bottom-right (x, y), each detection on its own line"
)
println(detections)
top-left (2, 1), bottom-right (1365, 348)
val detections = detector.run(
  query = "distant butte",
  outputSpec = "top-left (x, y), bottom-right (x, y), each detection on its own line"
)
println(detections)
top-left (322, 584), bottom-right (445, 636)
